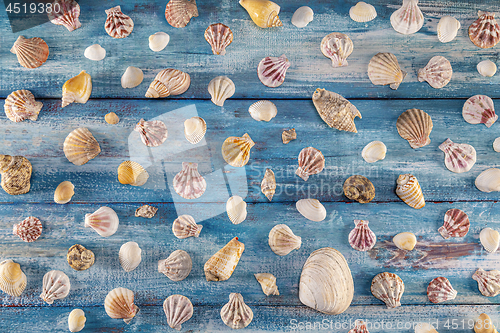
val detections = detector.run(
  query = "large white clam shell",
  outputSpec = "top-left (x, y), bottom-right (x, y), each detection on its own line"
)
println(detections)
top-left (40, 270), bottom-right (71, 304)
top-left (184, 116), bottom-right (206, 144)
top-left (463, 95), bottom-right (497, 128)
top-left (226, 195), bottom-right (247, 224)
top-left (248, 100), bottom-right (277, 121)
top-left (158, 250), bottom-right (192, 282)
top-left (437, 16), bottom-right (460, 43)
top-left (371, 272), bottom-right (404, 308)
top-left (480, 227), bottom-right (500, 253)
top-left (121, 66), bottom-right (144, 89)
top-left (68, 309), bottom-right (86, 332)
top-left (361, 141), bottom-right (386, 163)
top-left (349, 2), bottom-right (377, 22)
top-left (104, 287), bottom-right (139, 324)
top-left (296, 198), bottom-right (326, 222)
top-left (149, 32), bottom-right (170, 52)
top-left (119, 241), bottom-right (142, 272)
top-left (220, 293), bottom-right (253, 329)
top-left (84, 206), bottom-right (119, 237)
top-left (208, 76), bottom-right (235, 107)
top-left (439, 138), bottom-right (476, 173)
top-left (268, 224), bottom-right (301, 256)
top-left (84, 44), bottom-right (106, 61)
top-left (478, 60), bottom-right (497, 77)
top-left (163, 294), bottom-right (193, 330)
top-left (291, 6), bottom-right (314, 28)
top-left (204, 237), bottom-right (244, 281)
top-left (0, 259), bottom-right (27, 297)
top-left (390, 0), bottom-right (424, 35)
top-left (475, 168), bottom-right (500, 193)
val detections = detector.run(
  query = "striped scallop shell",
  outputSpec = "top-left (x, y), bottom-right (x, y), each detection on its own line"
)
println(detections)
top-left (249, 100), bottom-right (277, 121)
top-left (257, 54), bottom-right (290, 88)
top-left (172, 215), bottom-right (202, 239)
top-left (439, 138), bottom-right (476, 173)
top-left (254, 273), bottom-right (279, 296)
top-left (134, 119), bottom-right (168, 147)
top-left (396, 109), bottom-right (433, 149)
top-left (320, 32), bottom-right (353, 68)
top-left (208, 76), bottom-right (235, 106)
top-left (10, 36), bottom-right (49, 69)
top-left (118, 161), bottom-right (149, 187)
top-left (296, 147), bottom-right (325, 181)
top-left (163, 295), bottom-right (194, 330)
top-left (312, 88), bottom-right (362, 133)
top-left (463, 95), bottom-right (497, 127)
top-left (119, 242), bottom-right (142, 272)
top-left (475, 168), bottom-right (500, 193)
top-left (437, 16), bottom-right (461, 43)
top-left (296, 198), bottom-right (326, 222)
top-left (371, 272), bottom-right (404, 308)
top-left (104, 287), bottom-right (139, 324)
top-left (145, 69), bottom-right (191, 98)
top-left (184, 116), bottom-right (207, 144)
top-left (226, 195), bottom-right (247, 224)
top-left (418, 56), bottom-right (453, 89)
top-left (427, 277), bottom-right (457, 304)
top-left (48, 0), bottom-right (81, 31)
top-left (368, 52), bottom-right (407, 90)
top-left (173, 162), bottom-right (206, 199)
top-left (396, 174), bottom-right (425, 209)
top-left (63, 128), bottom-right (101, 166)
top-left (84, 206), bottom-right (119, 237)
top-left (4, 90), bottom-right (43, 122)
top-left (204, 23), bottom-right (233, 55)
top-left (204, 237), bottom-right (245, 281)
top-left (165, 0), bottom-right (198, 28)
top-left (469, 11), bottom-right (500, 49)
top-left (439, 209), bottom-right (470, 239)
top-left (105, 6), bottom-right (134, 38)
top-left (472, 268), bottom-right (500, 297)
top-left (390, 0), bottom-right (424, 35)
top-left (348, 220), bottom-right (376, 252)
top-left (158, 250), bottom-right (192, 282)
top-left (221, 293), bottom-right (253, 329)
top-left (261, 168), bottom-right (276, 201)
top-left (268, 224), bottom-right (301, 256)
top-left (0, 155), bottom-right (32, 196)
top-left (222, 133), bottom-right (255, 167)
top-left (0, 260), bottom-right (27, 297)
top-left (13, 216), bottom-right (42, 242)
top-left (349, 320), bottom-right (370, 333)
top-left (40, 270), bottom-right (70, 304)
top-left (350, 2), bottom-right (377, 22)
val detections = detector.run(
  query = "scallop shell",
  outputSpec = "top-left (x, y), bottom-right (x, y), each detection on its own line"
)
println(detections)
top-left (348, 220), bottom-right (376, 252)
top-left (254, 273), bottom-right (279, 296)
top-left (135, 205), bottom-right (158, 218)
top-left (343, 175), bottom-right (375, 204)
top-left (220, 293), bottom-right (253, 329)
top-left (475, 168), bottom-right (500, 193)
top-left (474, 313), bottom-right (498, 333)
top-left (105, 6), bottom-right (133, 38)
top-left (146, 68), bottom-right (191, 98)
top-left (221, 133), bottom-right (255, 167)
top-left (13, 216), bottom-right (42, 242)
top-left (439, 208), bottom-right (470, 239)
top-left (396, 108), bottom-right (433, 149)
top-left (63, 128), bottom-right (100, 165)
top-left (437, 16), bottom-right (461, 43)
top-left (173, 162), bottom-right (206, 199)
top-left (371, 272), bottom-right (404, 308)
top-left (261, 168), bottom-right (276, 201)
top-left (414, 323), bottom-right (439, 333)
top-left (427, 277), bottom-right (457, 304)
top-left (320, 33), bottom-right (354, 68)
top-left (390, 0), bottom-right (424, 35)
top-left (158, 250), bottom-right (192, 282)
top-left (249, 100), bottom-right (277, 121)
top-left (257, 54), bottom-right (290, 88)
top-left (48, 0), bottom-right (81, 31)
top-left (121, 66), bottom-right (144, 89)
top-left (205, 23), bottom-right (233, 55)
top-left (299, 247), bottom-right (354, 315)
top-left (163, 295), bottom-right (193, 330)
top-left (0, 260), bottom-right (27, 297)
top-left (40, 270), bottom-right (70, 304)
top-left (463, 95), bottom-right (497, 127)
top-left (119, 242), bottom-right (142, 272)
top-left (117, 161), bottom-right (149, 187)
top-left (396, 174), bottom-right (425, 209)
top-left (312, 88), bottom-right (362, 133)
top-left (349, 320), bottom-right (370, 333)
top-left (226, 195), bottom-right (248, 224)
top-left (68, 309), bottom-right (86, 333)
top-left (350, 2), bottom-right (377, 22)
top-left (296, 198), bottom-right (326, 222)
top-left (84, 206), bottom-right (119, 237)
top-left (134, 119), bottom-right (168, 147)
top-left (184, 116), bottom-right (207, 144)
top-left (239, 0), bottom-right (282, 28)
top-left (368, 52), bottom-right (407, 90)
top-left (469, 11), bottom-right (500, 49)
top-left (268, 224), bottom-right (301, 256)
top-left (104, 287), bottom-right (139, 324)
top-left (149, 32), bottom-right (170, 52)
top-left (418, 56), bottom-right (453, 89)
top-left (67, 244), bottom-right (95, 271)
top-left (361, 141), bottom-right (386, 163)
top-left (54, 181), bottom-right (74, 204)
top-left (172, 215), bottom-right (202, 239)
top-left (291, 6), bottom-right (314, 28)
top-left (4, 90), bottom-right (43, 122)
top-left (393, 232), bottom-right (417, 251)
top-left (165, 0), bottom-right (198, 28)
top-left (208, 76), bottom-right (235, 106)
top-left (10, 36), bottom-right (49, 69)
top-left (61, 71), bottom-right (92, 108)
top-left (439, 138), bottom-right (476, 173)
top-left (282, 128), bottom-right (296, 144)
top-left (84, 44), bottom-right (106, 61)
top-left (295, 147), bottom-right (325, 181)
top-left (0, 155), bottom-right (32, 195)
top-left (204, 237), bottom-right (245, 281)
top-left (478, 60), bottom-right (497, 77)
top-left (105, 112), bottom-right (119, 125)
top-left (472, 268), bottom-right (500, 297)
top-left (480, 227), bottom-right (500, 253)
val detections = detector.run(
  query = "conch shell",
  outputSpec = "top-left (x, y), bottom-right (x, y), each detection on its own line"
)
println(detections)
top-left (145, 69), bottom-right (191, 98)
top-left (222, 133), bottom-right (255, 167)
top-left (396, 108), bottom-right (433, 149)
top-left (10, 36), bottom-right (49, 69)
top-left (312, 88), bottom-right (361, 133)
top-left (63, 128), bottom-right (101, 165)
top-left (396, 174), bottom-right (425, 209)
top-left (117, 161), bottom-right (149, 187)
top-left (204, 237), bottom-right (244, 281)
top-left (104, 287), bottom-right (139, 324)
top-left (261, 168), bottom-right (276, 201)
top-left (239, 0), bottom-right (283, 28)
top-left (0, 259), bottom-right (27, 297)
top-left (0, 155), bottom-right (32, 195)
top-left (368, 52), bottom-right (407, 90)
top-left (4, 90), bottom-right (43, 123)
top-left (254, 273), bottom-right (279, 296)
top-left (62, 71), bottom-right (92, 108)
top-left (165, 0), bottom-right (198, 28)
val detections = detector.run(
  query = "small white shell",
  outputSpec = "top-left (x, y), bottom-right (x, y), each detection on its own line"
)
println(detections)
top-left (184, 117), bottom-right (207, 144)
top-left (163, 294), bottom-right (193, 330)
top-left (119, 241), bottom-right (142, 272)
top-left (84, 44), bottom-right (106, 61)
top-left (68, 309), bottom-right (86, 333)
top-left (475, 168), bottom-right (500, 193)
top-left (480, 227), bottom-right (500, 253)
top-left (254, 273), bottom-right (279, 296)
top-left (361, 141), bottom-right (386, 163)
top-left (149, 32), bottom-right (170, 52)
top-left (208, 76), bottom-right (235, 107)
top-left (437, 16), bottom-right (461, 43)
top-left (291, 6), bottom-right (314, 28)
top-left (84, 206), bottom-right (119, 237)
top-left (296, 198), bottom-right (326, 222)
top-left (494, 138), bottom-right (500, 152)
top-left (40, 270), bottom-right (71, 304)
top-left (268, 224), bottom-right (301, 256)
top-left (121, 66), bottom-right (144, 89)
top-left (393, 232), bottom-right (417, 251)
top-left (248, 100), bottom-right (278, 121)
top-left (477, 60), bottom-right (497, 77)
top-left (226, 195), bottom-right (247, 224)
top-left (349, 2), bottom-right (377, 22)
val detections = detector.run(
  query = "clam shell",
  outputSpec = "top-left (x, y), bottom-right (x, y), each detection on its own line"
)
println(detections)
top-left (390, 0), bottom-right (424, 35)
top-left (478, 60), bottom-right (497, 77)
top-left (61, 71), bottom-right (92, 108)
top-left (437, 16), bottom-right (461, 43)
top-left (121, 66), bottom-right (144, 89)
top-left (221, 133), bottom-right (255, 167)
top-left (63, 128), bottom-right (100, 165)
top-left (67, 244), bottom-right (95, 271)
top-left (149, 32), bottom-right (170, 52)
top-left (393, 232), bottom-right (417, 251)
top-left (145, 69), bottom-right (190, 98)
top-left (350, 2), bottom-right (377, 22)
top-left (268, 224), bottom-right (301, 256)
top-left (10, 36), bottom-right (49, 69)
top-left (0, 260), bottom-right (27, 297)
top-left (172, 215), bottom-right (202, 239)
top-left (134, 118), bottom-right (168, 147)
top-left (104, 287), bottom-right (139, 324)
top-left (439, 138), bottom-right (476, 173)
top-left (158, 250), bottom-right (192, 282)
top-left (475, 168), bottom-right (500, 193)
top-left (296, 147), bottom-right (325, 181)
top-left (480, 227), bottom-right (500, 253)
top-left (239, 0), bottom-right (282, 28)
top-left (117, 161), bottom-right (149, 187)
top-left (257, 54), bottom-right (290, 88)
top-left (282, 128), bottom-right (296, 144)
top-left (312, 88), bottom-right (362, 133)
top-left (119, 241), bottom-right (142, 272)
top-left (54, 181), bottom-right (75, 204)
top-left (254, 273), bottom-right (279, 296)
top-left (221, 293), bottom-right (254, 329)
top-left (472, 268), bottom-right (500, 297)
top-left (68, 309), bottom-right (86, 333)
top-left (0, 155), bottom-right (32, 195)
top-left (40, 270), bottom-right (70, 304)
top-left (320, 33), bottom-right (354, 68)
top-left (427, 277), bottom-right (457, 304)
top-left (84, 44), bottom-right (106, 61)
top-left (349, 320), bottom-right (370, 333)
top-left (173, 162), bottom-right (206, 199)
top-left (13, 216), bottom-right (42, 242)
top-left (343, 175), bottom-right (375, 204)
top-left (296, 198), bottom-right (326, 222)
top-left (105, 112), bottom-right (119, 124)
top-left (165, 0), bottom-right (198, 28)
top-left (368, 52), bottom-right (407, 90)
top-left (84, 206), bottom-right (119, 237)
top-left (414, 323), bottom-right (439, 333)
top-left (469, 11), bottom-right (500, 49)
top-left (205, 23), bottom-right (233, 55)
top-left (463, 95), bottom-right (497, 127)
top-left (348, 220), bottom-right (376, 252)
top-left (396, 174), bottom-right (425, 209)
top-left (474, 313), bottom-right (498, 333)
top-left (291, 6), bottom-right (314, 28)
top-left (261, 168), bottom-right (276, 201)
top-left (249, 100), bottom-right (277, 121)
top-left (371, 272), bottom-right (404, 308)
top-left (494, 138), bottom-right (500, 152)
top-left (204, 237), bottom-right (244, 281)
top-left (208, 76), bottom-right (235, 106)
top-left (184, 116), bottom-right (207, 144)
top-left (361, 141), bottom-right (386, 163)
top-left (396, 108), bottom-right (433, 149)
top-left (163, 295), bottom-right (193, 330)
top-left (4, 89), bottom-right (43, 122)
top-left (439, 208), bottom-right (470, 239)
top-left (226, 195), bottom-right (248, 224)
top-left (417, 56), bottom-right (453, 89)
top-left (135, 205), bottom-right (158, 218)
top-left (48, 0), bottom-right (81, 31)
top-left (105, 6), bottom-right (134, 38)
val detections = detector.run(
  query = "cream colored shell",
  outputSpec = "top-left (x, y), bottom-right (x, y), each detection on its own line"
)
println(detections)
top-left (478, 60), bottom-right (497, 77)
top-left (368, 52), bottom-right (407, 90)
top-left (390, 0), bottom-right (424, 35)
top-left (118, 161), bottom-right (149, 186)
top-left (62, 71), bottom-right (92, 108)
top-left (221, 133), bottom-right (255, 167)
top-left (68, 309), bottom-right (86, 332)
top-left (54, 181), bottom-right (75, 204)
top-left (119, 241), bottom-right (142, 272)
top-left (204, 237), bottom-right (244, 281)
top-left (208, 76), bottom-right (235, 107)
top-left (437, 16), bottom-right (460, 43)
top-left (163, 294), bottom-right (193, 330)
top-left (480, 228), bottom-right (500, 253)
top-left (414, 322), bottom-right (439, 333)
top-left (254, 273), bottom-right (279, 296)
top-left (184, 116), bottom-right (207, 144)
top-left (248, 100), bottom-right (278, 121)
top-left (268, 224), bottom-right (301, 256)
top-left (349, 2), bottom-right (377, 22)
top-left (158, 250), bottom-right (192, 282)
top-left (63, 127), bottom-right (101, 166)
top-left (296, 198), bottom-right (326, 222)
top-left (121, 66), bottom-right (144, 89)
top-left (149, 32), bottom-right (170, 52)
top-left (40, 270), bottom-right (71, 304)
top-left (393, 232), bottom-right (417, 251)
top-left (475, 168), bottom-right (500, 193)
top-left (226, 195), bottom-right (248, 224)
top-left (361, 141), bottom-right (386, 163)
top-left (0, 259), bottom-right (27, 297)
top-left (104, 287), bottom-right (139, 323)
top-left (105, 112), bottom-right (120, 124)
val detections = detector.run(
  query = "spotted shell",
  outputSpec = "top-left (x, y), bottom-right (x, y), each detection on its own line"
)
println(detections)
top-left (172, 215), bottom-right (202, 239)
top-left (295, 147), bottom-right (325, 181)
top-left (439, 138), bottom-right (476, 173)
top-left (469, 11), bottom-right (500, 49)
top-left (48, 0), bottom-right (81, 32)
top-left (320, 33), bottom-right (353, 68)
top-left (396, 109), bottom-right (433, 149)
top-left (472, 268), bottom-right (500, 297)
top-left (105, 6), bottom-right (134, 38)
top-left (462, 95), bottom-right (497, 128)
top-left (204, 23), bottom-right (233, 55)
top-left (145, 69), bottom-right (191, 98)
top-left (13, 216), bottom-right (42, 242)
top-left (257, 54), bottom-right (290, 88)
top-left (0, 155), bottom-right (32, 195)
top-left (163, 295), bottom-right (193, 330)
top-left (40, 270), bottom-right (71, 304)
top-left (427, 277), bottom-right (457, 304)
top-left (165, 0), bottom-right (198, 28)
top-left (63, 128), bottom-right (101, 166)
top-left (348, 220), bottom-right (376, 252)
top-left (173, 162), bottom-right (206, 199)
top-left (221, 133), bottom-right (255, 167)
top-left (343, 175), bottom-right (375, 204)
top-left (4, 90), bottom-right (43, 122)
top-left (204, 237), bottom-right (244, 282)
top-left (67, 244), bottom-right (95, 271)
top-left (439, 208), bottom-right (470, 239)
top-left (371, 272), bottom-right (404, 308)
top-left (10, 36), bottom-right (49, 69)
top-left (368, 52), bottom-right (407, 90)
top-left (134, 119), bottom-right (168, 147)
top-left (312, 88), bottom-right (362, 133)
top-left (417, 56), bottom-right (453, 89)
top-left (104, 287), bottom-right (139, 324)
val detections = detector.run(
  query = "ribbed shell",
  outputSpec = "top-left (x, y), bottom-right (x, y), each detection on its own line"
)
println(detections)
top-left (348, 220), bottom-right (376, 252)
top-left (145, 69), bottom-right (191, 98)
top-left (371, 272), bottom-right (404, 308)
top-left (10, 36), bottom-right (49, 69)
top-left (13, 216), bottom-right (42, 242)
top-left (469, 11), bottom-right (500, 49)
top-left (239, 0), bottom-right (282, 28)
top-left (475, 168), bottom-right (500, 193)
top-left (63, 128), bottom-right (100, 166)
top-left (350, 2), bottom-right (377, 22)
top-left (221, 293), bottom-right (254, 329)
top-left (268, 224), bottom-right (301, 256)
top-left (67, 244), bottom-right (94, 271)
top-left (135, 205), bottom-right (158, 218)
top-left (84, 206), bottom-right (119, 237)
top-left (257, 54), bottom-right (290, 88)
top-left (361, 141), bottom-right (386, 163)
top-left (48, 0), bottom-right (81, 31)
top-left (221, 133), bottom-right (255, 167)
top-left (172, 215), bottom-right (202, 239)
top-left (349, 320), bottom-right (370, 333)
top-left (295, 147), bottom-right (325, 181)
top-left (396, 109), bottom-right (433, 149)
top-left (165, 0), bottom-right (198, 28)
top-left (54, 181), bottom-right (75, 204)
top-left (439, 208), bottom-right (470, 239)
top-left (62, 71), bottom-right (92, 108)
top-left (390, 0), bottom-right (424, 35)
top-left (343, 175), bottom-right (375, 203)
top-left (368, 53), bottom-right (407, 90)
top-left (205, 23), bottom-right (233, 55)
top-left (439, 138), bottom-right (476, 173)
top-left (134, 119), bottom-right (168, 147)
top-left (282, 128), bottom-right (296, 144)
top-left (4, 90), bottom-right (43, 122)
top-left (184, 116), bottom-right (207, 144)
top-left (427, 277), bottom-right (457, 304)
top-left (105, 6), bottom-right (134, 38)
top-left (119, 242), bottom-right (142, 272)
top-left (249, 100), bottom-right (278, 121)
top-left (463, 95), bottom-right (497, 127)
top-left (254, 273), bottom-right (279, 296)
top-left (320, 33), bottom-right (354, 68)
top-left (158, 250), bottom-right (192, 282)
top-left (208, 76), bottom-right (235, 106)
top-left (396, 174), bottom-right (425, 209)
top-left (40, 270), bottom-right (71, 304)
top-left (173, 162), bottom-right (206, 199)
top-left (118, 161), bottom-right (149, 187)
top-left (437, 16), bottom-right (461, 43)
top-left (0, 260), bottom-right (27, 297)
top-left (204, 237), bottom-right (244, 281)
top-left (480, 227), bottom-right (500, 253)
top-left (226, 195), bottom-right (248, 224)
top-left (472, 268), bottom-right (500, 297)
top-left (261, 168), bottom-right (276, 201)
top-left (0, 155), bottom-right (32, 195)
top-left (163, 295), bottom-right (193, 330)
top-left (296, 198), bottom-right (327, 222)
top-left (104, 287), bottom-right (139, 324)
top-left (418, 56), bottom-right (453, 89)
top-left (312, 88), bottom-right (362, 133)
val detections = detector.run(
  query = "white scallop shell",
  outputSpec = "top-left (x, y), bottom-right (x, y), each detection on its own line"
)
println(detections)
top-left (268, 224), bottom-right (301, 256)
top-left (480, 227), bottom-right (500, 253)
top-left (220, 293), bottom-right (253, 329)
top-left (104, 287), bottom-right (139, 324)
top-left (84, 44), bottom-right (106, 61)
top-left (371, 272), bottom-right (404, 308)
top-left (173, 162), bottom-right (206, 199)
top-left (248, 100), bottom-right (277, 121)
top-left (350, 2), bottom-right (377, 22)
top-left (437, 16), bottom-right (460, 43)
top-left (393, 232), bottom-right (417, 251)
top-left (361, 141), bottom-right (386, 163)
top-left (121, 66), bottom-right (144, 89)
top-left (320, 33), bottom-right (353, 68)
top-left (439, 138), bottom-right (476, 173)
top-left (494, 138), bottom-right (500, 152)
top-left (68, 309), bottom-right (86, 333)
top-left (184, 116), bottom-right (207, 144)
top-left (226, 195), bottom-right (247, 224)
top-left (472, 268), bottom-right (500, 297)
top-left (172, 215), bottom-right (202, 239)
top-left (158, 250), bottom-right (192, 282)
top-left (291, 6), bottom-right (314, 28)
top-left (149, 32), bottom-right (170, 52)
top-left (40, 270), bottom-right (71, 304)
top-left (462, 95), bottom-right (497, 127)
top-left (296, 198), bottom-right (326, 222)
top-left (417, 56), bottom-right (453, 89)
top-left (390, 0), bottom-right (424, 35)
top-left (208, 76), bottom-right (235, 107)
top-left (475, 168), bottom-right (500, 193)
top-left (163, 295), bottom-right (193, 330)
top-left (0, 259), bottom-right (27, 297)
top-left (119, 241), bottom-right (142, 272)
top-left (84, 206), bottom-right (119, 237)
top-left (478, 60), bottom-right (497, 77)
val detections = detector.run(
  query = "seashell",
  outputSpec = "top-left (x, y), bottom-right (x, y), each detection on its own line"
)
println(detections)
top-left (173, 162), bottom-right (206, 199)
top-left (478, 60), bottom-right (497, 77)
top-left (320, 33), bottom-right (354, 68)
top-left (463, 95), bottom-right (497, 127)
top-left (134, 119), bottom-right (168, 147)
top-left (475, 168), bottom-right (500, 193)
top-left (390, 0), bottom-right (424, 35)
top-left (261, 168), bottom-right (276, 201)
top-left (158, 250), bottom-right (192, 282)
top-left (254, 273), bottom-right (279, 296)
top-left (221, 293), bottom-right (254, 329)
top-left (84, 44), bottom-right (105, 61)
top-left (13, 216), bottom-right (42, 242)
top-left (312, 88), bottom-right (362, 133)
top-left (221, 133), bottom-right (255, 167)
top-left (208, 76), bottom-right (235, 106)
top-left (282, 128), bottom-right (296, 144)
top-left (135, 205), bottom-right (158, 218)
top-left (393, 232), bottom-right (417, 251)
top-left (291, 6), bottom-right (314, 28)
top-left (226, 195), bottom-right (248, 224)
top-left (172, 215), bottom-right (202, 239)
top-left (494, 138), bottom-right (500, 152)
top-left (0, 155), bottom-right (32, 195)
top-left (68, 309), bottom-right (86, 332)
top-left (472, 268), bottom-right (500, 297)
top-left (149, 32), bottom-right (170, 52)
top-left (418, 56), bottom-right (453, 89)
top-left (84, 206), bottom-right (119, 237)
top-left (4, 90), bottom-right (43, 122)
top-left (296, 198), bottom-right (326, 222)
top-left (117, 161), bottom-right (149, 187)
top-left (257, 54), bottom-right (290, 88)
top-left (121, 66), bottom-right (144, 89)
top-left (469, 11), bottom-right (500, 49)
top-left (299, 247), bottom-right (354, 315)
top-left (105, 6), bottom-right (133, 38)
top-left (104, 287), bottom-right (139, 324)
top-left (396, 108), bottom-right (433, 149)
top-left (54, 181), bottom-right (74, 204)
top-left (10, 36), bottom-right (49, 69)
top-left (368, 52), bottom-right (407, 90)
top-left (343, 175), bottom-right (375, 204)
top-left (239, 0), bottom-right (282, 28)
top-left (204, 237), bottom-right (245, 281)
top-left (295, 147), bottom-right (325, 181)
top-left (165, 0), bottom-right (198, 28)
top-left (439, 138), bottom-right (476, 173)
top-left (371, 272), bottom-right (404, 308)
top-left (348, 220), bottom-right (376, 252)
top-left (480, 227), bottom-right (500, 253)
top-left (414, 323), bottom-right (439, 333)
top-left (349, 320), bottom-right (370, 333)
top-left (396, 174), bottom-right (425, 209)
top-left (40, 270), bottom-right (70, 304)
top-left (63, 128), bottom-right (100, 165)
top-left (249, 100), bottom-right (277, 121)
top-left (61, 71), bottom-right (92, 108)
top-left (0, 260), bottom-right (27, 297)
top-left (439, 208), bottom-right (470, 239)
top-left (119, 241), bottom-right (142, 272)
top-left (67, 244), bottom-right (95, 271)
top-left (145, 69), bottom-right (191, 98)
top-left (268, 224), bottom-right (301, 256)
top-left (184, 116), bottom-right (207, 144)
top-left (361, 141), bottom-right (386, 163)
top-left (350, 2), bottom-right (377, 22)
top-left (427, 277), bottom-right (457, 304)
top-left (163, 295), bottom-right (193, 330)
top-left (205, 23), bottom-right (233, 55)
top-left (437, 16), bottom-right (460, 43)
top-left (474, 313), bottom-right (498, 333)
top-left (105, 112), bottom-right (119, 124)
top-left (48, 0), bottom-right (81, 31)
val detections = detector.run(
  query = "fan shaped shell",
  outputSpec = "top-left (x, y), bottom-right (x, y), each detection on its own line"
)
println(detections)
top-left (67, 244), bottom-right (95, 271)
top-left (439, 209), bottom-right (470, 239)
top-left (121, 66), bottom-right (143, 89)
top-left (54, 181), bottom-right (75, 204)
top-left (118, 161), bottom-right (149, 187)
top-left (84, 206), bottom-right (119, 237)
top-left (0, 155), bottom-right (32, 195)
top-left (257, 54), bottom-right (290, 88)
top-left (48, 0), bottom-right (81, 31)
top-left (239, 0), bottom-right (282, 28)
top-left (350, 2), bottom-right (377, 22)
top-left (368, 52), bottom-right (407, 90)
top-left (4, 90), bottom-right (43, 122)
top-left (221, 293), bottom-right (253, 329)
top-left (349, 320), bottom-right (370, 333)
top-left (163, 295), bottom-right (193, 330)
top-left (475, 168), bottom-right (500, 193)
top-left (226, 195), bottom-right (248, 224)
top-left (165, 0), bottom-right (198, 28)
top-left (10, 36), bottom-right (49, 69)
top-left (13, 216), bottom-right (42, 242)
top-left (63, 128), bottom-right (100, 166)
top-left (418, 56), bottom-right (453, 89)
top-left (427, 277), bottom-right (457, 304)
top-left (320, 33), bottom-right (353, 68)
top-left (104, 287), bottom-right (139, 324)
top-left (204, 237), bottom-right (244, 281)
top-left (62, 71), bottom-right (92, 108)
top-left (361, 141), bottom-right (386, 163)
top-left (254, 273), bottom-right (279, 296)
top-left (261, 168), bottom-right (276, 201)
top-left (439, 138), bottom-right (476, 173)
top-left (348, 220), bottom-right (376, 252)
top-left (208, 76), bottom-right (235, 106)
top-left (268, 224), bottom-right (301, 256)
top-left (134, 119), bottom-right (168, 147)
top-left (119, 242), bottom-right (142, 272)
top-left (249, 100), bottom-right (277, 121)
top-left (437, 16), bottom-right (461, 43)
top-left (390, 0), bottom-right (424, 35)
top-left (173, 162), bottom-right (206, 199)
top-left (158, 250), bottom-right (192, 282)
top-left (0, 260), bottom-right (27, 297)
top-left (84, 44), bottom-right (106, 61)
top-left (205, 23), bottom-right (233, 55)
top-left (40, 270), bottom-right (70, 304)
top-left (396, 174), bottom-right (425, 209)
top-left (472, 268), bottom-right (500, 297)
top-left (222, 133), bottom-right (255, 167)
top-left (184, 116), bottom-right (207, 144)
top-left (282, 128), bottom-right (296, 144)
top-left (469, 11), bottom-right (500, 49)
top-left (463, 95), bottom-right (497, 127)
top-left (296, 198), bottom-right (326, 222)
top-left (105, 6), bottom-right (134, 38)
top-left (172, 215), bottom-right (202, 239)
top-left (295, 147), bottom-right (325, 181)
top-left (291, 6), bottom-right (314, 28)
top-left (371, 272), bottom-right (404, 308)
top-left (343, 175), bottom-right (375, 203)
top-left (480, 227), bottom-right (500, 253)
top-left (145, 69), bottom-right (191, 98)
top-left (396, 109), bottom-right (433, 149)
top-left (312, 88), bottom-right (362, 133)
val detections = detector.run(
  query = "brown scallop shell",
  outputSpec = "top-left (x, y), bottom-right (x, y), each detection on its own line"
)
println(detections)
top-left (10, 36), bottom-right (49, 69)
top-left (105, 6), bottom-right (134, 39)
top-left (204, 23), bottom-right (233, 55)
top-left (295, 147), bottom-right (325, 181)
top-left (469, 11), bottom-right (500, 49)
top-left (343, 175), bottom-right (375, 203)
top-left (396, 109), bottom-right (433, 149)
top-left (4, 90), bottom-right (43, 123)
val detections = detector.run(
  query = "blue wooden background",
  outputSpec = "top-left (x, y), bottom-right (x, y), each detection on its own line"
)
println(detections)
top-left (1, 0), bottom-right (500, 332)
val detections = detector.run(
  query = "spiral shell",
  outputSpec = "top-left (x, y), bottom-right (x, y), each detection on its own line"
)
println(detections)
top-left (222, 133), bottom-right (255, 167)
top-left (396, 109), bottom-right (433, 149)
top-left (165, 0), bottom-right (198, 28)
top-left (226, 195), bottom-right (248, 224)
top-left (163, 295), bottom-right (193, 330)
top-left (257, 54), bottom-right (290, 88)
top-left (134, 119), bottom-right (168, 147)
top-left (10, 36), bottom-right (49, 69)
top-left (350, 2), bottom-right (377, 22)
top-left (208, 76), bottom-right (235, 106)
top-left (158, 250), bottom-right (192, 282)
top-left (40, 270), bottom-right (71, 304)
top-left (390, 0), bottom-right (424, 35)
top-left (475, 168), bottom-right (500, 193)
top-left (105, 6), bottom-right (134, 38)
top-left (368, 52), bottom-right (407, 90)
top-left (427, 277), bottom-right (457, 304)
top-left (296, 198), bottom-right (326, 222)
top-left (67, 244), bottom-right (95, 271)
top-left (184, 116), bottom-right (207, 144)
top-left (480, 227), bottom-right (500, 253)
top-left (172, 215), bottom-right (202, 239)
top-left (261, 168), bottom-right (276, 201)
top-left (249, 100), bottom-right (277, 122)
top-left (320, 33), bottom-right (353, 68)
top-left (205, 23), bottom-right (233, 55)
top-left (439, 209), bottom-right (470, 239)
top-left (254, 273), bottom-right (279, 296)
top-left (68, 309), bottom-right (86, 332)
top-left (204, 237), bottom-right (244, 281)
top-left (439, 138), bottom-right (476, 173)
top-left (472, 268), bottom-right (500, 297)
top-left (268, 224), bottom-right (301, 256)
top-left (295, 147), bottom-right (325, 181)
top-left (348, 220), bottom-right (376, 252)
top-left (239, 0), bottom-right (282, 28)
top-left (119, 241), bottom-right (142, 272)
top-left (173, 162), bottom-right (206, 199)
top-left (62, 71), bottom-right (92, 108)
top-left (48, 0), bottom-right (81, 31)
top-left (117, 161), bottom-right (149, 187)
top-left (13, 216), bottom-right (42, 242)
top-left (282, 128), bottom-right (296, 144)
top-left (463, 95), bottom-right (497, 128)
top-left (312, 88), bottom-right (362, 133)
top-left (343, 175), bottom-right (375, 204)
top-left (361, 141), bottom-right (386, 163)
top-left (371, 272), bottom-right (404, 308)
top-left (4, 90), bottom-right (43, 122)
top-left (54, 181), bottom-right (75, 204)
top-left (84, 206), bottom-right (119, 237)
top-left (145, 69), bottom-right (191, 98)
top-left (469, 11), bottom-right (500, 49)
top-left (418, 56), bottom-right (453, 89)
top-left (0, 155), bottom-right (32, 195)
top-left (104, 287), bottom-right (139, 324)
top-left (0, 260), bottom-right (27, 297)
top-left (437, 16), bottom-right (461, 43)
top-left (396, 174), bottom-right (425, 209)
